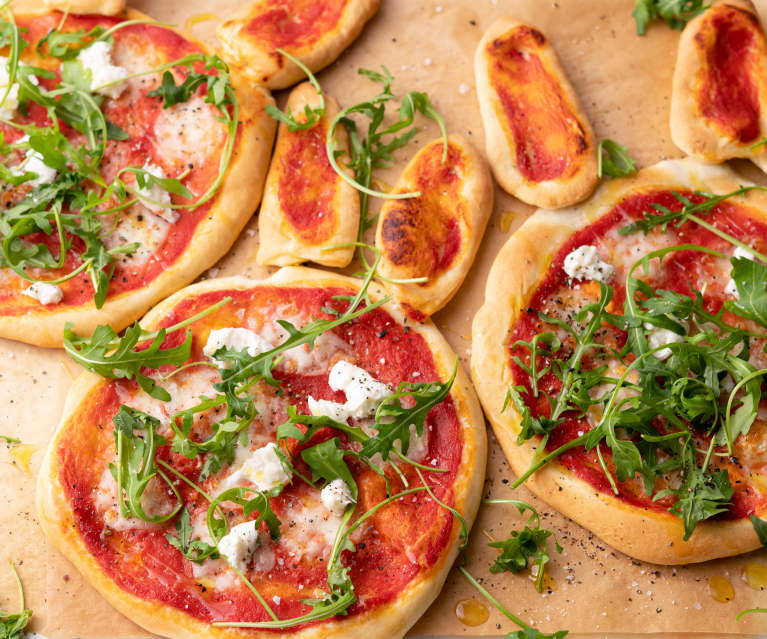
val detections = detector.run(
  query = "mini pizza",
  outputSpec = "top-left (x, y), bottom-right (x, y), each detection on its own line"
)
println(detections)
top-left (671, 0), bottom-right (767, 171)
top-left (474, 17), bottom-right (599, 209)
top-left (472, 157), bottom-right (767, 565)
top-left (0, 9), bottom-right (277, 348)
top-left (38, 268), bottom-right (486, 639)
top-left (257, 82), bottom-right (359, 268)
top-left (217, 0), bottom-right (380, 90)
top-left (374, 136), bottom-right (493, 320)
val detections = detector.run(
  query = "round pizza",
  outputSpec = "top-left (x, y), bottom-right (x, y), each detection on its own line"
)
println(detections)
top-left (0, 9), bottom-right (276, 347)
top-left (473, 158), bottom-right (767, 565)
top-left (37, 267), bottom-right (486, 639)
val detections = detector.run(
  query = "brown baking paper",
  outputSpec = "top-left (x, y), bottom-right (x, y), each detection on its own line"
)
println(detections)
top-left (5, 0), bottom-right (767, 636)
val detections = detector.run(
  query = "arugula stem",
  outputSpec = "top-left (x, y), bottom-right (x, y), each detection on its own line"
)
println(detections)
top-left (415, 466), bottom-right (468, 548)
top-left (8, 561), bottom-right (23, 611)
top-left (458, 566), bottom-right (530, 630)
top-left (724, 367), bottom-right (767, 453)
top-left (736, 608), bottom-right (767, 621)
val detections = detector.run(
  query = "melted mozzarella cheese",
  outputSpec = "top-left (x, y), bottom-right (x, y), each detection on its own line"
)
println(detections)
top-left (645, 322), bottom-right (685, 360)
top-left (93, 467), bottom-right (173, 531)
top-left (725, 245), bottom-right (755, 299)
top-left (203, 327), bottom-right (272, 367)
top-left (77, 41), bottom-right (129, 99)
top-left (320, 479), bottom-right (355, 516)
top-left (218, 442), bottom-right (291, 494)
top-left (279, 497), bottom-right (344, 560)
top-left (218, 521), bottom-right (260, 573)
top-left (136, 163), bottom-right (177, 223)
top-left (0, 58), bottom-right (38, 120)
top-left (153, 96), bottom-right (226, 170)
top-left (102, 208), bottom-right (171, 267)
top-left (307, 360), bottom-right (391, 421)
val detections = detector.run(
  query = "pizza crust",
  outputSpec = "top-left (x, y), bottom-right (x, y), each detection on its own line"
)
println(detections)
top-left (471, 157), bottom-right (767, 564)
top-left (16, 0), bottom-right (124, 14)
top-left (217, 0), bottom-right (380, 91)
top-left (37, 268), bottom-right (487, 639)
top-left (375, 135), bottom-right (494, 318)
top-left (0, 10), bottom-right (277, 348)
top-left (257, 82), bottom-right (359, 268)
top-left (670, 0), bottom-right (767, 171)
top-left (474, 16), bottom-right (599, 209)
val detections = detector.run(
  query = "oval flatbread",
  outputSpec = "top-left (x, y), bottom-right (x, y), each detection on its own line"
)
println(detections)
top-left (375, 136), bottom-right (493, 319)
top-left (0, 11), bottom-right (276, 347)
top-left (474, 16), bottom-right (598, 209)
top-left (38, 268), bottom-right (486, 639)
top-left (257, 82), bottom-right (359, 268)
top-left (671, 0), bottom-right (767, 171)
top-left (472, 158), bottom-right (767, 564)
top-left (217, 0), bottom-right (380, 90)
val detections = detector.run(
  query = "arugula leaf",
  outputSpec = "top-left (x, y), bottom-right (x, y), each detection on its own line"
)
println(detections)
top-left (206, 487), bottom-right (282, 543)
top-left (750, 514), bottom-right (767, 547)
top-left (109, 406), bottom-right (182, 522)
top-left (361, 360), bottom-right (457, 460)
top-left (265, 48), bottom-right (325, 131)
top-left (632, 0), bottom-right (708, 35)
top-left (0, 435), bottom-right (20, 445)
top-left (725, 256), bottom-right (767, 327)
top-left (486, 500), bottom-right (562, 593)
top-left (0, 563), bottom-right (31, 639)
top-left (36, 26), bottom-right (106, 60)
top-left (165, 507), bottom-right (220, 563)
top-left (597, 139), bottom-right (636, 178)
top-left (506, 630), bottom-right (569, 639)
top-left (301, 437), bottom-right (358, 499)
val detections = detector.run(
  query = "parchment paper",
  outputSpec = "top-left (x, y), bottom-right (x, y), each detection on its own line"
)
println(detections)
top-left (4, 0), bottom-right (767, 636)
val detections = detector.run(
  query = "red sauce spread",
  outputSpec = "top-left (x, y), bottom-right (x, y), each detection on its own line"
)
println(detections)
top-left (696, 4), bottom-right (765, 144)
top-left (379, 142), bottom-right (464, 280)
top-left (277, 122), bottom-right (339, 244)
top-left (509, 188), bottom-right (767, 518)
top-left (486, 25), bottom-right (588, 183)
top-left (243, 0), bottom-right (348, 50)
top-left (0, 15), bottom-right (226, 314)
top-left (58, 285), bottom-right (462, 626)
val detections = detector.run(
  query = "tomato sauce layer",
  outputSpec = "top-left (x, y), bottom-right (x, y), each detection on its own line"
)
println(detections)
top-left (696, 4), bottom-right (765, 144)
top-left (379, 143), bottom-right (464, 280)
top-left (278, 123), bottom-right (339, 244)
top-left (58, 285), bottom-right (463, 627)
top-left (509, 188), bottom-right (767, 519)
top-left (243, 0), bottom-right (347, 50)
top-left (0, 14), bottom-right (225, 313)
top-left (486, 25), bottom-right (588, 183)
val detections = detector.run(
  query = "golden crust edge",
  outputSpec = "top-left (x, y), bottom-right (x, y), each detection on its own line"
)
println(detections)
top-left (37, 267), bottom-right (487, 639)
top-left (474, 15), bottom-right (599, 210)
top-left (470, 157), bottom-right (767, 565)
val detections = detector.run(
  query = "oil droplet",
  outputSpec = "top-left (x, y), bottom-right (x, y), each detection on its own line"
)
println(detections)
top-left (9, 444), bottom-right (36, 475)
top-left (454, 598), bottom-right (489, 626)
top-left (708, 575), bottom-right (735, 602)
top-left (184, 13), bottom-right (219, 31)
top-left (499, 210), bottom-right (515, 233)
top-left (743, 563), bottom-right (767, 590)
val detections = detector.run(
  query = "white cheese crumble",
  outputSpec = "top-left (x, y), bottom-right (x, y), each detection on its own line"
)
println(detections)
top-left (218, 521), bottom-right (260, 573)
top-left (222, 442), bottom-right (291, 494)
top-left (320, 479), bottom-right (355, 517)
top-left (12, 137), bottom-right (57, 187)
top-left (136, 162), bottom-right (178, 223)
top-left (203, 327), bottom-right (272, 368)
top-left (0, 57), bottom-right (38, 120)
top-left (563, 245), bottom-right (614, 283)
top-left (307, 360), bottom-right (391, 422)
top-left (725, 245), bottom-right (755, 299)
top-left (77, 41), bottom-right (129, 99)
top-left (22, 281), bottom-right (63, 305)
top-left (644, 322), bottom-right (685, 360)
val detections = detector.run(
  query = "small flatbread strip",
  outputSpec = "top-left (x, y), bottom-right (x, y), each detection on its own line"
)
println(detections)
top-left (17, 0), bottom-right (124, 14)
top-left (217, 0), bottom-right (380, 90)
top-left (474, 16), bottom-right (598, 209)
top-left (375, 136), bottom-right (493, 320)
top-left (670, 0), bottom-right (767, 171)
top-left (257, 82), bottom-right (359, 267)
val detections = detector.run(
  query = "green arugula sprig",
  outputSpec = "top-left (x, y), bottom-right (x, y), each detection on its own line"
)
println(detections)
top-left (165, 507), bottom-right (219, 563)
top-left (484, 500), bottom-right (562, 593)
top-left (265, 49), bottom-right (325, 131)
top-left (459, 567), bottom-right (568, 639)
top-left (63, 297), bottom-right (230, 401)
top-left (0, 562), bottom-right (31, 639)
top-left (632, 0), bottom-right (708, 35)
top-left (597, 139), bottom-right (636, 179)
top-left (109, 406), bottom-right (182, 523)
